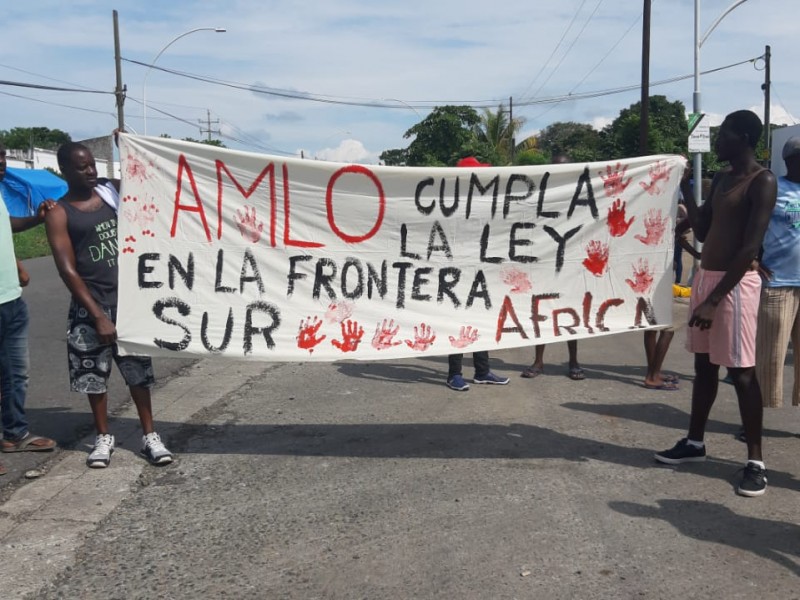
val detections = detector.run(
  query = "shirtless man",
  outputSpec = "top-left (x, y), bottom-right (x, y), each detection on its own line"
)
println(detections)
top-left (654, 110), bottom-right (777, 497)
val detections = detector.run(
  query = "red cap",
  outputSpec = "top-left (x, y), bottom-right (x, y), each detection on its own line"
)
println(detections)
top-left (456, 156), bottom-right (491, 168)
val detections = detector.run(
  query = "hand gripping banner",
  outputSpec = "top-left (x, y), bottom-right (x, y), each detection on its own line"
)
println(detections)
top-left (116, 134), bottom-right (684, 361)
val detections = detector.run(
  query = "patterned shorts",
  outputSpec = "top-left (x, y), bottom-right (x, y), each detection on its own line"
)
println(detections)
top-left (67, 300), bottom-right (155, 394)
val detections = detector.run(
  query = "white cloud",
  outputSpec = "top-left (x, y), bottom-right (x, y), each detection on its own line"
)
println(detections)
top-left (307, 139), bottom-right (378, 164)
top-left (748, 103), bottom-right (799, 126)
top-left (590, 116), bottom-right (613, 131)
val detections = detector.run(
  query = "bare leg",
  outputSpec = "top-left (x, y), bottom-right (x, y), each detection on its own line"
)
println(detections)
top-left (533, 345), bottom-right (545, 369)
top-left (88, 392), bottom-right (110, 434)
top-left (130, 386), bottom-right (155, 434)
top-left (567, 340), bottom-right (579, 370)
top-left (644, 330), bottom-right (675, 387)
top-left (687, 353), bottom-right (720, 442)
top-left (727, 366), bottom-right (763, 461)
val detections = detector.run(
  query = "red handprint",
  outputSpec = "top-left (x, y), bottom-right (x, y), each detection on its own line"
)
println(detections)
top-left (634, 208), bottom-right (669, 246)
top-left (448, 326), bottom-right (479, 349)
top-left (599, 163), bottom-right (632, 197)
top-left (501, 267), bottom-right (532, 293)
top-left (126, 154), bottom-right (149, 182)
top-left (297, 316), bottom-right (326, 353)
top-left (371, 319), bottom-right (402, 350)
top-left (235, 205), bottom-right (264, 243)
top-left (331, 319), bottom-right (364, 352)
top-left (325, 301), bottom-right (354, 324)
top-left (607, 199), bottom-right (635, 237)
top-left (638, 160), bottom-right (673, 196)
top-left (583, 240), bottom-right (610, 277)
top-left (625, 259), bottom-right (654, 294)
top-left (404, 322), bottom-right (436, 351)
top-left (123, 200), bottom-right (159, 230)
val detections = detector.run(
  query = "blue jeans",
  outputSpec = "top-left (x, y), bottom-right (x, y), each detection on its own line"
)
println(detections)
top-left (0, 296), bottom-right (30, 440)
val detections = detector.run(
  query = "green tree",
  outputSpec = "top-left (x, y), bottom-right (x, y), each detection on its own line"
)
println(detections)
top-left (600, 95), bottom-right (687, 159)
top-left (514, 148), bottom-right (550, 166)
top-left (473, 104), bottom-right (525, 165)
top-left (0, 127), bottom-right (71, 150)
top-left (392, 105), bottom-right (494, 167)
top-left (379, 148), bottom-right (408, 166)
top-left (182, 137), bottom-right (226, 148)
top-left (537, 121), bottom-right (601, 162)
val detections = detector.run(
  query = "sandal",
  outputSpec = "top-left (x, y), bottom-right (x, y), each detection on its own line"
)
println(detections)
top-left (521, 365), bottom-right (543, 378)
top-left (2, 433), bottom-right (56, 453)
top-left (568, 367), bottom-right (586, 381)
top-left (0, 461), bottom-right (6, 476)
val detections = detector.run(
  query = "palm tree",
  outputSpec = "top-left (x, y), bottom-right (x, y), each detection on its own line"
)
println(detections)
top-left (474, 104), bottom-right (526, 165)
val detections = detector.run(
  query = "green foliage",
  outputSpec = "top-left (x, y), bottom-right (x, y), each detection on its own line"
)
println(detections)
top-left (402, 105), bottom-right (494, 166)
top-left (474, 104), bottom-right (525, 165)
top-left (514, 149), bottom-right (550, 166)
top-left (0, 127), bottom-right (71, 150)
top-left (182, 137), bottom-right (226, 147)
top-left (537, 121), bottom-right (601, 162)
top-left (379, 148), bottom-right (408, 166)
top-left (13, 225), bottom-right (50, 260)
top-left (600, 95), bottom-right (687, 158)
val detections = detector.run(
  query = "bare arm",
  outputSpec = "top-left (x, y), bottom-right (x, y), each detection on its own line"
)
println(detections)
top-left (9, 199), bottom-right (56, 233)
top-left (675, 219), bottom-right (701, 259)
top-left (681, 172), bottom-right (718, 242)
top-left (16, 259), bottom-right (29, 287)
top-left (689, 170), bottom-right (777, 329)
top-left (44, 204), bottom-right (117, 343)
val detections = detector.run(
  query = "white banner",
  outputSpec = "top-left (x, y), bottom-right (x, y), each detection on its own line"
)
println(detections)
top-left (116, 135), bottom-right (683, 361)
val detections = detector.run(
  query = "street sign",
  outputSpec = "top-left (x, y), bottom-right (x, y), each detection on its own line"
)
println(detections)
top-left (688, 112), bottom-right (711, 153)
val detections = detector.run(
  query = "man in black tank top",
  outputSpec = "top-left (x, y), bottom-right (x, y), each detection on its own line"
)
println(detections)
top-left (654, 111), bottom-right (777, 497)
top-left (45, 142), bottom-right (173, 469)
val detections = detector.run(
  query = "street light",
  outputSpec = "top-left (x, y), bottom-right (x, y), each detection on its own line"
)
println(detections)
top-left (385, 98), bottom-right (423, 119)
top-left (692, 0), bottom-right (749, 207)
top-left (142, 27), bottom-right (226, 135)
top-left (689, 0), bottom-right (749, 281)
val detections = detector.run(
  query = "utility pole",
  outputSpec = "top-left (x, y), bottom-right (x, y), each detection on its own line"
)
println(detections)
top-left (762, 45), bottom-right (771, 164)
top-left (199, 109), bottom-right (221, 142)
top-left (509, 96), bottom-right (515, 164)
top-left (113, 10), bottom-right (126, 131)
top-left (639, 0), bottom-right (651, 155)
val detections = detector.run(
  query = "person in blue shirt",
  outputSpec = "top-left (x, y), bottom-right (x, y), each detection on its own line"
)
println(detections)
top-left (755, 136), bottom-right (800, 408)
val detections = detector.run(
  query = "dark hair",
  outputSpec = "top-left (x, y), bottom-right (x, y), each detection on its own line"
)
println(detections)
top-left (723, 110), bottom-right (762, 149)
top-left (56, 142), bottom-right (90, 169)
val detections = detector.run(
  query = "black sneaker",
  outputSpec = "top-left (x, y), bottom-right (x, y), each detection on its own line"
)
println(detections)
top-left (737, 462), bottom-right (767, 497)
top-left (654, 438), bottom-right (706, 465)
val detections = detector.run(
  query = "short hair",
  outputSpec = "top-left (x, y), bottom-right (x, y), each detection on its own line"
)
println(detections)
top-left (723, 110), bottom-right (762, 149)
top-left (56, 142), bottom-right (90, 169)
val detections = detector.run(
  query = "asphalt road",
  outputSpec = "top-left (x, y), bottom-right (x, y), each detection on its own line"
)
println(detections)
top-left (1, 257), bottom-right (798, 599)
top-left (1, 256), bottom-right (196, 486)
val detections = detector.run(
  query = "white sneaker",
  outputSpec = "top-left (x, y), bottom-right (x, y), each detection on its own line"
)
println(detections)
top-left (140, 432), bottom-right (173, 465)
top-left (87, 434), bottom-right (115, 468)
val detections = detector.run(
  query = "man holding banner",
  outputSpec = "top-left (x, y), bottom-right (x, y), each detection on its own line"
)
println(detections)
top-left (45, 142), bottom-right (173, 469)
top-left (655, 110), bottom-right (777, 497)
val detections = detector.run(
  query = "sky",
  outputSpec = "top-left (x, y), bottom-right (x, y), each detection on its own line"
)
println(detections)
top-left (1, 0), bottom-right (797, 163)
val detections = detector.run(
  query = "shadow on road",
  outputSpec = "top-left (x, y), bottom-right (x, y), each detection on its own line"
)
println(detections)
top-left (610, 499), bottom-right (800, 577)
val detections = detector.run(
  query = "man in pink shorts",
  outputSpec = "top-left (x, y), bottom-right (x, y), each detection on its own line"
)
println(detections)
top-left (654, 110), bottom-right (777, 497)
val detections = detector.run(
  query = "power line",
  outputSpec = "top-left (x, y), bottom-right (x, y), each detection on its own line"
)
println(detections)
top-left (0, 79), bottom-right (111, 94)
top-left (0, 90), bottom-right (117, 117)
top-left (122, 55), bottom-right (758, 111)
top-left (517, 0), bottom-right (588, 101)
top-left (523, 0), bottom-right (606, 104)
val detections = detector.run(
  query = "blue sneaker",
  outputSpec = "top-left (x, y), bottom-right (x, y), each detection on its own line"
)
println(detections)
top-left (446, 374), bottom-right (470, 391)
top-left (473, 372), bottom-right (510, 385)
